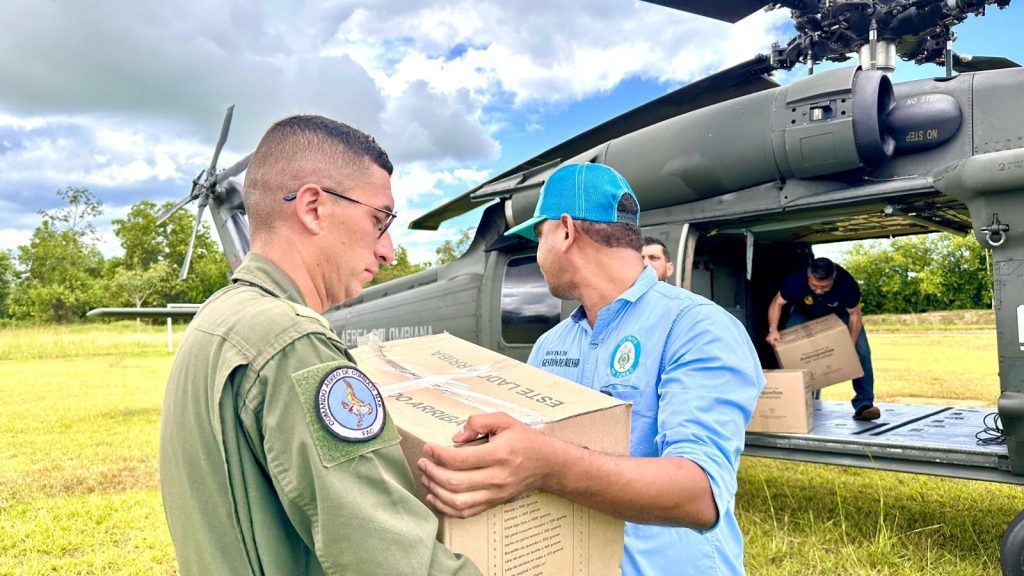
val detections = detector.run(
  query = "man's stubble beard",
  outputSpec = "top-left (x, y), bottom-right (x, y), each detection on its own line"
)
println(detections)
top-left (545, 269), bottom-right (578, 302)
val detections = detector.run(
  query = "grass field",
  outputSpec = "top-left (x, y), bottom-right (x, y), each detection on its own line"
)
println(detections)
top-left (0, 317), bottom-right (1020, 575)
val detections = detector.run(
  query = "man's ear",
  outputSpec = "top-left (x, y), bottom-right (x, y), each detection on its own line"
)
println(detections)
top-left (666, 261), bottom-right (675, 282)
top-left (559, 215), bottom-right (577, 250)
top-left (293, 185), bottom-right (324, 234)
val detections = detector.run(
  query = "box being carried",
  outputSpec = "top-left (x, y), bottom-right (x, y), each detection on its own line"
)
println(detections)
top-left (747, 369), bottom-right (814, 434)
top-left (350, 333), bottom-right (629, 576)
top-left (774, 314), bottom-right (863, 390)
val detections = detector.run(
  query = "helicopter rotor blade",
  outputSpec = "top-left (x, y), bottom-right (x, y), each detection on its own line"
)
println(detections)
top-left (157, 193), bottom-right (196, 225)
top-left (216, 152), bottom-right (252, 184)
top-left (207, 105), bottom-right (235, 177)
top-left (953, 55), bottom-right (1020, 74)
top-left (411, 55), bottom-right (778, 231)
top-left (178, 202), bottom-right (207, 281)
top-left (640, 0), bottom-right (772, 23)
top-left (481, 55), bottom-right (777, 184)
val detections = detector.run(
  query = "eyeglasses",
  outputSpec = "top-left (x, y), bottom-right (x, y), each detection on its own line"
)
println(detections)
top-left (284, 186), bottom-right (397, 239)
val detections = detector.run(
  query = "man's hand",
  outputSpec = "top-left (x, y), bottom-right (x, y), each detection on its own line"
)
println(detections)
top-left (766, 292), bottom-right (787, 348)
top-left (417, 412), bottom-right (562, 519)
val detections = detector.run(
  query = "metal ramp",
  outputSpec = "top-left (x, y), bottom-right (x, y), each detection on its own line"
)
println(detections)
top-left (745, 401), bottom-right (1019, 484)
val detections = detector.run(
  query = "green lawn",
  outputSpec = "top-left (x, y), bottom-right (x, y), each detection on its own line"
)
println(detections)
top-left (0, 323), bottom-right (175, 575)
top-left (818, 332), bottom-right (1000, 405)
top-left (0, 318), bottom-right (1020, 575)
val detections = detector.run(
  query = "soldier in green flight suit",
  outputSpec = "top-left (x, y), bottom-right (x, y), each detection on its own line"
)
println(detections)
top-left (159, 115), bottom-right (480, 576)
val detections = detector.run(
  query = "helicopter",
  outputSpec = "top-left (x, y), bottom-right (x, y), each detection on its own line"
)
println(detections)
top-left (88, 0), bottom-right (1024, 571)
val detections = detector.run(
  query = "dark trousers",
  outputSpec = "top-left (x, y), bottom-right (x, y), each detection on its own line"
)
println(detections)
top-left (784, 310), bottom-right (875, 410)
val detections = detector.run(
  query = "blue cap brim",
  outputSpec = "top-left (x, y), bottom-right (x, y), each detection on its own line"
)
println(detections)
top-left (504, 215), bottom-right (546, 242)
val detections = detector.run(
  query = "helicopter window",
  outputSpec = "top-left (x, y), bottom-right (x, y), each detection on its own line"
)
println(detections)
top-left (501, 255), bottom-right (560, 345)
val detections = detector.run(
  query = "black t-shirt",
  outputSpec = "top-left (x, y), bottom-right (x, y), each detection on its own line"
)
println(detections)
top-left (780, 265), bottom-right (860, 320)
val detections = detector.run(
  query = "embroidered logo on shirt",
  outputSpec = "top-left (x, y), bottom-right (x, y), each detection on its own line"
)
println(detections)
top-left (610, 335), bottom-right (641, 378)
top-left (804, 295), bottom-right (814, 305)
top-left (316, 366), bottom-right (386, 442)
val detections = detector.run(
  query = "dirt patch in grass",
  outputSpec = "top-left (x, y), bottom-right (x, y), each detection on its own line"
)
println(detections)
top-left (866, 310), bottom-right (995, 331)
top-left (0, 458), bottom-right (158, 504)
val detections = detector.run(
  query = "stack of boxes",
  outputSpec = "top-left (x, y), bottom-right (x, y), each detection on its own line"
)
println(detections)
top-left (748, 315), bottom-right (864, 434)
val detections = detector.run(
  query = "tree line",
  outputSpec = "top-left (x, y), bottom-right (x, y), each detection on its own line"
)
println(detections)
top-left (0, 187), bottom-right (991, 324)
top-left (841, 233), bottom-right (993, 314)
top-left (0, 187), bottom-right (474, 324)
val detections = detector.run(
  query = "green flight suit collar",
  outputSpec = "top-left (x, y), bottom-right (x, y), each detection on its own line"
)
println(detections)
top-left (231, 252), bottom-right (307, 305)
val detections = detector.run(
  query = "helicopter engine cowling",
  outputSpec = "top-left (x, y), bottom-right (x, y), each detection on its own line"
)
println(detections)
top-left (505, 66), bottom-right (967, 231)
top-left (604, 67), bottom-right (897, 211)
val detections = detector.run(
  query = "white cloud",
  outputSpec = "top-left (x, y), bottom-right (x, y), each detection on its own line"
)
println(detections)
top-left (0, 0), bottom-right (792, 257)
top-left (386, 162), bottom-right (492, 257)
top-left (0, 116), bottom-right (210, 190)
top-left (334, 1), bottom-right (790, 107)
top-left (391, 162), bottom-right (491, 206)
top-left (0, 228), bottom-right (32, 252)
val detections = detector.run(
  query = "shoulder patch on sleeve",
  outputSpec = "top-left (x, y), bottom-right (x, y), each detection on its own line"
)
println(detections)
top-left (292, 361), bottom-right (401, 467)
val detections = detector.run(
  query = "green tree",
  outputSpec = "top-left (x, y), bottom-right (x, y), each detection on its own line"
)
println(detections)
top-left (111, 200), bottom-right (230, 304)
top-left (10, 187), bottom-right (106, 322)
top-left (160, 204), bottom-right (231, 302)
top-left (113, 200), bottom-right (164, 270)
top-left (0, 250), bottom-right (15, 319)
top-left (841, 233), bottom-right (992, 314)
top-left (110, 262), bottom-right (173, 308)
top-left (916, 234), bottom-right (992, 310)
top-left (842, 240), bottom-right (891, 314)
top-left (435, 228), bottom-right (474, 266)
top-left (46, 185), bottom-right (103, 233)
top-left (367, 246), bottom-right (430, 286)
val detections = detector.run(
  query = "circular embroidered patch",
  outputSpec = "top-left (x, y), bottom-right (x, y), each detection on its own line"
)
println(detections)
top-left (316, 366), bottom-right (386, 442)
top-left (610, 335), bottom-right (641, 378)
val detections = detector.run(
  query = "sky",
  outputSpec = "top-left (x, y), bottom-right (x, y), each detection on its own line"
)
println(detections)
top-left (1, 1), bottom-right (1021, 265)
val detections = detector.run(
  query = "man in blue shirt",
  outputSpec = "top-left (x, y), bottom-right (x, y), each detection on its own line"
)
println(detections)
top-left (766, 257), bottom-right (878, 420)
top-left (418, 163), bottom-right (766, 576)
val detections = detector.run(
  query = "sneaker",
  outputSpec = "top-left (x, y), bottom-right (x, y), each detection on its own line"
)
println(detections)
top-left (853, 405), bottom-right (881, 421)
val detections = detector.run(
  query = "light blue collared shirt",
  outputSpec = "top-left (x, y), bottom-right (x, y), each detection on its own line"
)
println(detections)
top-left (528, 267), bottom-right (765, 576)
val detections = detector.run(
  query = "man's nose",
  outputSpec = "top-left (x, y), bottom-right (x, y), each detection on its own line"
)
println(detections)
top-left (376, 231), bottom-right (395, 265)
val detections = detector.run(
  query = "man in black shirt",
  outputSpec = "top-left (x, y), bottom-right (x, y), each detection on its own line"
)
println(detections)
top-left (765, 257), bottom-right (879, 420)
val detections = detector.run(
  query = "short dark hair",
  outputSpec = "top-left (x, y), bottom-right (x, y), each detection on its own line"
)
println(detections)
top-left (643, 236), bottom-right (670, 260)
top-left (577, 194), bottom-right (642, 251)
top-left (243, 115), bottom-right (392, 237)
top-left (266, 115), bottom-right (392, 175)
top-left (809, 257), bottom-right (836, 280)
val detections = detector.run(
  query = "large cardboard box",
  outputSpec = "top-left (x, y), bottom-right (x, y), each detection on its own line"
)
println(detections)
top-left (774, 314), bottom-right (863, 390)
top-left (747, 370), bottom-right (814, 434)
top-left (350, 333), bottom-right (630, 576)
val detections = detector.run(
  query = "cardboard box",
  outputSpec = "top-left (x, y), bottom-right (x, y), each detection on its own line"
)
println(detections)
top-left (774, 314), bottom-right (863, 389)
top-left (747, 370), bottom-right (814, 434)
top-left (350, 333), bottom-right (629, 576)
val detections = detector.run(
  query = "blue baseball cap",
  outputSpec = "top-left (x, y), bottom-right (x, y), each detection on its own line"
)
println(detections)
top-left (504, 163), bottom-right (639, 242)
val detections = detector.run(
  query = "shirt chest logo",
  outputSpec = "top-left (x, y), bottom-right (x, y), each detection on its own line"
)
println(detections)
top-left (610, 335), bottom-right (641, 378)
top-left (804, 295), bottom-right (814, 306)
top-left (316, 366), bottom-right (386, 442)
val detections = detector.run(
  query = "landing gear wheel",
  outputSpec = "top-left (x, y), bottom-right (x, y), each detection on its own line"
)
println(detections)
top-left (1002, 510), bottom-right (1024, 576)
